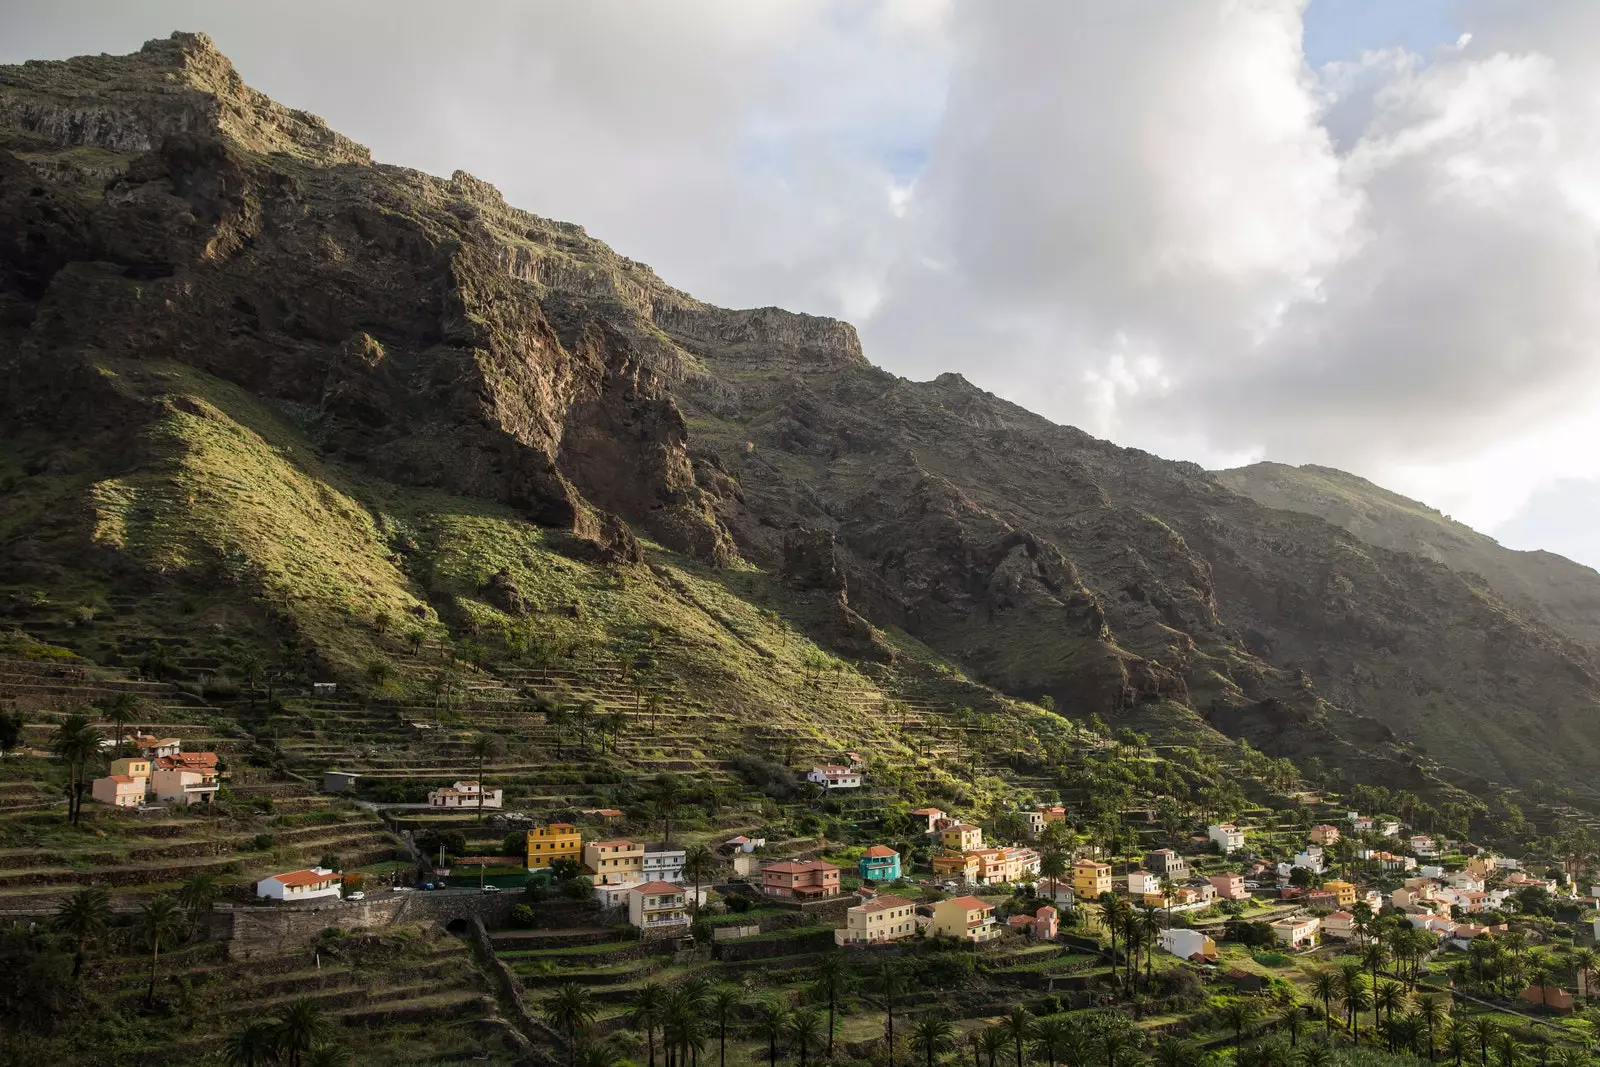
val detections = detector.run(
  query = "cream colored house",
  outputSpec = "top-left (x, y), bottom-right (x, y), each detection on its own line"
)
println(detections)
top-left (90, 774), bottom-right (146, 807)
top-left (584, 840), bottom-right (646, 885)
top-left (628, 881), bottom-right (690, 936)
top-left (931, 895), bottom-right (1002, 942)
top-left (836, 894), bottom-right (917, 945)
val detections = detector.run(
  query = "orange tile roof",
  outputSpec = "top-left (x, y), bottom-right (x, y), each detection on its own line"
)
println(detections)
top-left (764, 859), bottom-right (840, 874)
top-left (269, 868), bottom-right (340, 887)
top-left (911, 807), bottom-right (944, 815)
top-left (106, 775), bottom-right (138, 784)
top-left (863, 845), bottom-right (899, 858)
top-left (856, 894), bottom-right (914, 912)
top-left (632, 881), bottom-right (684, 894)
top-left (948, 895), bottom-right (990, 910)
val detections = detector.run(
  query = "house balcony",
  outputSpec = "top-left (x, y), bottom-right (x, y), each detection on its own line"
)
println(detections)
top-left (968, 922), bottom-right (1003, 943)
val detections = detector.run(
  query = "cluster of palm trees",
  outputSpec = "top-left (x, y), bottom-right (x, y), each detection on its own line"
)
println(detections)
top-left (48, 876), bottom-right (215, 1004)
top-left (1093, 894), bottom-right (1170, 994)
top-left (1456, 937), bottom-right (1597, 1005)
top-left (50, 711), bottom-right (106, 826)
top-left (963, 1005), bottom-right (1142, 1067)
top-left (225, 997), bottom-right (348, 1066)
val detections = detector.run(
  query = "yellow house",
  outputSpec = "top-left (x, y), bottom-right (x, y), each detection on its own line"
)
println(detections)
top-left (527, 823), bottom-right (582, 870)
top-left (940, 823), bottom-right (984, 851)
top-left (931, 895), bottom-right (1002, 942)
top-left (1073, 859), bottom-right (1112, 898)
top-left (932, 851), bottom-right (980, 882)
top-left (583, 839), bottom-right (645, 885)
top-left (1322, 879), bottom-right (1358, 907)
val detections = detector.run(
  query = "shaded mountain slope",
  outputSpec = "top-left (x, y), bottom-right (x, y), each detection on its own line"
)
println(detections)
top-left (1, 34), bottom-right (1596, 807)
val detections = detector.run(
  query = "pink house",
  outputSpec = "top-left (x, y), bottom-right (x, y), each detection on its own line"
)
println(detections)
top-left (761, 859), bottom-right (842, 899)
top-left (1209, 873), bottom-right (1248, 901)
top-left (1006, 905), bottom-right (1058, 940)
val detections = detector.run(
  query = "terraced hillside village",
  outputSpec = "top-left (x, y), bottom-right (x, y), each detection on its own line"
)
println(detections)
top-left (2, 30), bottom-right (1600, 1067)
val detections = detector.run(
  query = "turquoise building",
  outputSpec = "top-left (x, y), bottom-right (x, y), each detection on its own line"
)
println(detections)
top-left (859, 845), bottom-right (901, 882)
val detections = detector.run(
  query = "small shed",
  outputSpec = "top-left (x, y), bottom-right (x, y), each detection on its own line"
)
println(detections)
top-left (322, 771), bottom-right (362, 793)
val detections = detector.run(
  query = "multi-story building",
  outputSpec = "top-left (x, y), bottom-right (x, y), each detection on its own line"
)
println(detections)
top-left (643, 844), bottom-right (687, 884)
top-left (91, 774), bottom-right (146, 807)
top-left (932, 851), bottom-right (980, 883)
top-left (1159, 928), bottom-right (1218, 961)
top-left (1144, 849), bottom-right (1189, 879)
top-left (1072, 859), bottom-right (1112, 898)
top-left (940, 824), bottom-right (984, 851)
top-left (583, 840), bottom-right (646, 885)
top-left (859, 845), bottom-right (902, 883)
top-left (1208, 823), bottom-right (1245, 853)
top-left (910, 807), bottom-right (947, 833)
top-left (628, 881), bottom-right (690, 936)
top-left (836, 894), bottom-right (917, 945)
top-left (1310, 824), bottom-right (1342, 846)
top-left (807, 766), bottom-right (863, 790)
top-left (1209, 873), bottom-right (1248, 900)
top-left (761, 859), bottom-right (841, 899)
top-left (1321, 879), bottom-right (1358, 907)
top-left (526, 824), bottom-right (582, 870)
top-left (427, 780), bottom-right (503, 809)
top-left (931, 895), bottom-right (1002, 942)
top-left (1269, 915), bottom-right (1320, 948)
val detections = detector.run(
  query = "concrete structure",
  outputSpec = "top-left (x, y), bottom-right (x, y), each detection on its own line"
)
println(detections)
top-left (1209, 873), bottom-right (1248, 900)
top-left (1519, 985), bottom-right (1575, 1014)
top-left (807, 765), bottom-right (862, 790)
top-left (1158, 927), bottom-right (1218, 961)
top-left (133, 734), bottom-right (182, 759)
top-left (526, 824), bottom-right (582, 871)
top-left (91, 774), bottom-right (146, 807)
top-left (1007, 905), bottom-right (1058, 940)
top-left (257, 867), bottom-right (342, 902)
top-left (1073, 859), bottom-right (1112, 898)
top-left (836, 894), bottom-right (916, 945)
top-left (110, 757), bottom-right (150, 778)
top-left (152, 764), bottom-right (218, 806)
top-left (1144, 849), bottom-right (1189, 879)
top-left (1322, 911), bottom-right (1357, 939)
top-left (427, 780), bottom-right (503, 809)
top-left (1269, 915), bottom-right (1320, 948)
top-left (1208, 823), bottom-right (1245, 853)
top-left (643, 845), bottom-right (687, 884)
top-left (1321, 879), bottom-right (1358, 907)
top-left (910, 807), bottom-right (946, 833)
top-left (1128, 870), bottom-right (1160, 896)
top-left (933, 851), bottom-right (980, 883)
top-left (1310, 824), bottom-right (1342, 846)
top-left (761, 859), bottom-right (842, 899)
top-left (322, 771), bottom-right (361, 792)
top-left (1410, 835), bottom-right (1440, 858)
top-left (940, 824), bottom-right (984, 851)
top-left (859, 845), bottom-right (902, 883)
top-left (931, 895), bottom-right (1002, 942)
top-left (584, 840), bottom-right (646, 885)
top-left (628, 881), bottom-right (690, 936)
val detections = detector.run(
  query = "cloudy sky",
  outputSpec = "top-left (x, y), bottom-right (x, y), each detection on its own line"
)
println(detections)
top-left (5, 1), bottom-right (1600, 569)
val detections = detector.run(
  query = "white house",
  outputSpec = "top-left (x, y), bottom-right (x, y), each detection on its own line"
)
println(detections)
top-left (1410, 835), bottom-right (1440, 858)
top-left (1158, 927), bottom-right (1217, 961)
top-left (1269, 915), bottom-right (1320, 948)
top-left (807, 766), bottom-right (863, 790)
top-left (643, 845), bottom-right (688, 884)
top-left (1208, 823), bottom-right (1245, 854)
top-left (1128, 870), bottom-right (1161, 896)
top-left (1293, 848), bottom-right (1325, 874)
top-left (1379, 821), bottom-right (1401, 838)
top-left (427, 780), bottom-right (503, 809)
top-left (1322, 912), bottom-right (1357, 940)
top-left (628, 881), bottom-right (691, 934)
top-left (724, 835), bottom-right (766, 853)
top-left (257, 867), bottom-right (342, 902)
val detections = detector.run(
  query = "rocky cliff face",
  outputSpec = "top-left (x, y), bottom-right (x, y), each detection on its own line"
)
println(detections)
top-left (4, 35), bottom-right (1598, 806)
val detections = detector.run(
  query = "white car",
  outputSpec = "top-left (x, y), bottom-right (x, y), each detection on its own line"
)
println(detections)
top-left (392, 886), bottom-right (413, 893)
top-left (345, 891), bottom-right (365, 901)
top-left (481, 884), bottom-right (502, 893)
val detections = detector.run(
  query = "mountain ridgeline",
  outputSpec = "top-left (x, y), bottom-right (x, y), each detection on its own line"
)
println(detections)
top-left (3, 33), bottom-right (1598, 810)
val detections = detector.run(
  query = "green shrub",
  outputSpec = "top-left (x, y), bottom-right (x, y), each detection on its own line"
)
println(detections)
top-left (510, 904), bottom-right (536, 928)
top-left (251, 834), bottom-right (276, 850)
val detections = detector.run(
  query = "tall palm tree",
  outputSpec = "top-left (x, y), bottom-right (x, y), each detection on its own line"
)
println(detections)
top-left (467, 734), bottom-right (498, 822)
top-left (1033, 1018), bottom-right (1073, 1067)
top-left (812, 953), bottom-right (851, 1059)
top-left (1337, 965), bottom-right (1366, 1035)
top-left (51, 886), bottom-right (111, 978)
top-left (754, 999), bottom-right (789, 1067)
top-left (1362, 942), bottom-right (1390, 992)
top-left (543, 983), bottom-right (598, 1067)
top-left (1567, 947), bottom-right (1598, 998)
top-left (910, 1015), bottom-right (955, 1067)
top-left (226, 1019), bottom-right (281, 1067)
top-left (1374, 980), bottom-right (1406, 1048)
top-left (1279, 1005), bottom-right (1303, 1049)
top-left (306, 1041), bottom-right (352, 1067)
top-left (1414, 994), bottom-right (1447, 1061)
top-left (1493, 1033), bottom-right (1529, 1067)
top-left (1100, 1028), bottom-right (1141, 1067)
top-left (683, 845), bottom-right (716, 922)
top-left (179, 874), bottom-right (218, 919)
top-left (629, 982), bottom-right (668, 1067)
top-left (274, 997), bottom-right (332, 1067)
top-left (1442, 1021), bottom-right (1469, 1067)
top-left (652, 774), bottom-right (684, 844)
top-left (139, 894), bottom-right (185, 1007)
top-left (1001, 1006), bottom-right (1032, 1067)
top-left (980, 1026), bottom-right (1008, 1067)
top-left (663, 987), bottom-right (707, 1067)
top-left (51, 712), bottom-right (105, 826)
top-left (100, 693), bottom-right (138, 755)
top-left (1469, 1016), bottom-right (1497, 1067)
top-left (1218, 1001), bottom-right (1255, 1049)
top-left (876, 958), bottom-right (912, 1067)
top-left (788, 1009), bottom-right (824, 1067)
top-left (1040, 849), bottom-right (1067, 901)
top-left (708, 986), bottom-right (743, 1067)
top-left (1136, 906), bottom-right (1163, 989)
top-left (1311, 969), bottom-right (1340, 1037)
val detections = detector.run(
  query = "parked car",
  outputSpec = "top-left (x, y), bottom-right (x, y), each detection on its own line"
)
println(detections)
top-left (482, 885), bottom-right (501, 893)
top-left (422, 882), bottom-right (437, 891)
top-left (345, 891), bottom-right (365, 901)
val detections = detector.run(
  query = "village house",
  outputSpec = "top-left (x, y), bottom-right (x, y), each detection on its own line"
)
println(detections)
top-left (1269, 915), bottom-right (1320, 949)
top-left (643, 844), bottom-right (687, 884)
top-left (1321, 879), bottom-right (1358, 907)
top-left (1379, 820), bottom-right (1401, 838)
top-left (1310, 824), bottom-right (1341, 846)
top-left (426, 780), bottom-right (503, 809)
top-left (761, 859), bottom-right (842, 899)
top-left (1350, 814), bottom-right (1375, 832)
top-left (932, 850), bottom-right (981, 883)
top-left (859, 845), bottom-right (902, 883)
top-left (1207, 823), bottom-right (1245, 853)
top-left (1073, 859), bottom-right (1112, 898)
top-left (584, 840), bottom-right (646, 885)
top-left (807, 765), bottom-right (863, 790)
top-left (1364, 850), bottom-right (1417, 872)
top-left (628, 881), bottom-right (691, 935)
top-left (1410, 835), bottom-right (1440, 858)
top-left (723, 835), bottom-right (765, 853)
top-left (1519, 985), bottom-right (1575, 1015)
top-left (1034, 804), bottom-right (1068, 823)
top-left (1322, 911), bottom-right (1357, 939)
top-left (1006, 905), bottom-right (1058, 940)
top-left (910, 807), bottom-right (947, 833)
top-left (931, 895), bottom-right (1002, 942)
top-left (1144, 849), bottom-right (1189, 879)
top-left (1293, 846), bottom-right (1325, 874)
top-left (837, 894), bottom-right (917, 946)
top-left (1021, 809), bottom-right (1046, 836)
top-left (580, 807), bottom-right (625, 821)
top-left (1305, 889), bottom-right (1339, 909)
top-left (90, 774), bottom-right (146, 807)
top-left (322, 771), bottom-right (361, 793)
top-left (257, 867), bottom-right (342, 902)
top-left (1128, 870), bottom-right (1161, 896)
top-left (150, 751), bottom-right (220, 806)
top-left (132, 734), bottom-right (182, 759)
top-left (1447, 870), bottom-right (1486, 892)
top-left (1209, 873), bottom-right (1249, 901)
top-left (1159, 927), bottom-right (1218, 961)
top-left (526, 823), bottom-right (582, 871)
top-left (940, 823), bottom-right (984, 851)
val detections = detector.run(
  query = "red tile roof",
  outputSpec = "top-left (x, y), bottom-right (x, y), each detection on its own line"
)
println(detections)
top-left (864, 845), bottom-right (899, 858)
top-left (632, 881), bottom-right (684, 894)
top-left (764, 860), bottom-right (840, 874)
top-left (268, 868), bottom-right (340, 888)
top-left (856, 894), bottom-right (914, 912)
top-left (948, 895), bottom-right (991, 910)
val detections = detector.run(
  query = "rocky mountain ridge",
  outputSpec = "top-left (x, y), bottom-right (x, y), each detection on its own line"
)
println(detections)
top-left (3, 33), bottom-right (1597, 808)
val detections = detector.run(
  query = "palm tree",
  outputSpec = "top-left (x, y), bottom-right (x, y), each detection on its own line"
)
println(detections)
top-left (1300, 1042), bottom-right (1331, 1067)
top-left (306, 1042), bottom-right (352, 1067)
top-left (1219, 1001), bottom-right (1255, 1048)
top-left (1279, 1005), bottom-right (1303, 1049)
top-left (1151, 1037), bottom-right (1195, 1067)
top-left (51, 712), bottom-right (105, 826)
top-left (1469, 1016), bottom-right (1497, 1067)
top-left (663, 987), bottom-right (707, 1067)
top-left (51, 886), bottom-right (111, 978)
top-left (1099, 1028), bottom-right (1141, 1067)
top-left (467, 733), bottom-right (499, 822)
top-left (1374, 981), bottom-right (1406, 1048)
top-left (876, 958), bottom-right (912, 1067)
top-left (543, 983), bottom-right (598, 1067)
top-left (1033, 1018), bottom-right (1073, 1067)
top-left (1001, 1005), bottom-right (1032, 1067)
top-left (1567, 947), bottom-right (1598, 998)
top-left (788, 1009), bottom-right (824, 1067)
top-left (651, 774), bottom-right (684, 844)
top-left (139, 894), bottom-right (185, 1007)
top-left (1337, 965), bottom-right (1366, 1035)
top-left (812, 953), bottom-right (851, 1059)
top-left (1311, 969), bottom-right (1340, 1038)
top-left (179, 874), bottom-right (218, 918)
top-left (1442, 1021), bottom-right (1469, 1067)
top-left (1136, 905), bottom-right (1163, 989)
top-left (575, 1042), bottom-right (625, 1067)
top-left (274, 997), bottom-right (332, 1067)
top-left (1363, 942), bottom-right (1390, 991)
top-left (980, 1027), bottom-right (1008, 1067)
top-left (100, 693), bottom-right (138, 755)
top-left (1493, 1033), bottom-right (1529, 1067)
top-left (630, 982), bottom-right (668, 1067)
top-left (683, 845), bottom-right (716, 922)
top-left (754, 999), bottom-right (789, 1066)
top-left (708, 986), bottom-right (743, 1067)
top-left (1040, 848), bottom-right (1067, 901)
top-left (1414, 994), bottom-right (1447, 1061)
top-left (226, 1019), bottom-right (281, 1067)
top-left (910, 1015), bottom-right (955, 1067)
